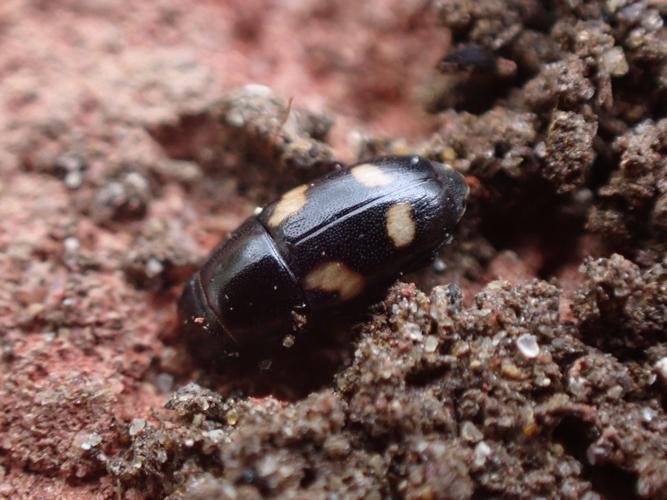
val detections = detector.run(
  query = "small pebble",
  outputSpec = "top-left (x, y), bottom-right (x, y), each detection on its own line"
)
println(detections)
top-left (258, 455), bottom-right (278, 475)
top-left (402, 322), bottom-right (423, 341)
top-left (156, 449), bottom-right (168, 463)
top-left (125, 171), bottom-right (149, 192)
top-left (461, 421), bottom-right (483, 442)
top-left (501, 361), bottom-right (524, 379)
top-left (54, 154), bottom-right (86, 190)
top-left (204, 429), bottom-right (225, 442)
top-left (243, 83), bottom-right (273, 97)
top-left (474, 441), bottom-right (492, 467)
top-left (432, 258), bottom-right (446, 273)
top-left (145, 257), bottom-right (164, 278)
top-left (640, 407), bottom-right (656, 423)
top-left (64, 236), bottom-right (80, 254)
top-left (64, 170), bottom-right (83, 189)
top-left (600, 47), bottom-right (629, 76)
top-left (424, 336), bottom-right (439, 353)
top-left (79, 432), bottom-right (102, 450)
top-left (516, 333), bottom-right (540, 359)
top-left (655, 357), bottom-right (667, 387)
top-left (129, 419), bottom-right (146, 436)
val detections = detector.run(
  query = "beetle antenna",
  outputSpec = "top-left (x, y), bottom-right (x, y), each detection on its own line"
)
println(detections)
top-left (276, 96), bottom-right (294, 133)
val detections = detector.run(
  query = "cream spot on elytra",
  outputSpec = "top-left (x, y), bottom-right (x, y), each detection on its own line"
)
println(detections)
top-left (267, 185), bottom-right (308, 227)
top-left (386, 202), bottom-right (415, 248)
top-left (304, 261), bottom-right (364, 301)
top-left (351, 164), bottom-right (392, 187)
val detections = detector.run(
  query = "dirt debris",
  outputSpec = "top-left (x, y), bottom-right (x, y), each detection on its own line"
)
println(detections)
top-left (213, 85), bottom-right (337, 197)
top-left (110, 281), bottom-right (667, 498)
top-left (1, 0), bottom-right (667, 498)
top-left (573, 254), bottom-right (667, 353)
top-left (544, 110), bottom-right (598, 194)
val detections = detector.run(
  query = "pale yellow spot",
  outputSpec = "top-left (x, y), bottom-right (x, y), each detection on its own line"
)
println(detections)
top-left (304, 261), bottom-right (364, 301)
top-left (267, 185), bottom-right (308, 227)
top-left (386, 202), bottom-right (415, 248)
top-left (351, 164), bottom-right (393, 187)
top-left (441, 147), bottom-right (457, 162)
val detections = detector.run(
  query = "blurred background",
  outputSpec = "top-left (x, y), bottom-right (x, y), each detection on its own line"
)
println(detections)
top-left (0, 0), bottom-right (448, 167)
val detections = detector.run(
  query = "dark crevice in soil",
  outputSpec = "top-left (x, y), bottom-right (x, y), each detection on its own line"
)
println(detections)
top-left (405, 364), bottom-right (451, 388)
top-left (179, 316), bottom-right (362, 401)
top-left (589, 465), bottom-right (640, 500)
top-left (477, 177), bottom-right (588, 279)
top-left (299, 467), bottom-right (316, 488)
top-left (148, 113), bottom-right (221, 163)
top-left (471, 485), bottom-right (503, 500)
top-left (553, 416), bottom-right (597, 463)
top-left (552, 416), bottom-right (639, 500)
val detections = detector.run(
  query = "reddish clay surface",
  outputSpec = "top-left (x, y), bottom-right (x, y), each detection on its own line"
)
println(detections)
top-left (1, 0), bottom-right (666, 498)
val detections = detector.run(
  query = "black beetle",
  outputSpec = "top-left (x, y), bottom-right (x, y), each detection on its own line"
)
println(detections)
top-left (438, 45), bottom-right (498, 74)
top-left (179, 155), bottom-right (468, 354)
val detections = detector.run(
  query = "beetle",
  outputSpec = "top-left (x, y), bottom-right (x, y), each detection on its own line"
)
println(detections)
top-left (178, 155), bottom-right (468, 355)
top-left (438, 44), bottom-right (498, 74)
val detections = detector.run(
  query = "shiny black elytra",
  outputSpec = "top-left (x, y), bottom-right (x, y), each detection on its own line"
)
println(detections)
top-left (179, 155), bottom-right (468, 354)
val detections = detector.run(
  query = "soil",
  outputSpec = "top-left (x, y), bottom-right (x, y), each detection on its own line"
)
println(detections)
top-left (1, 0), bottom-right (666, 498)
